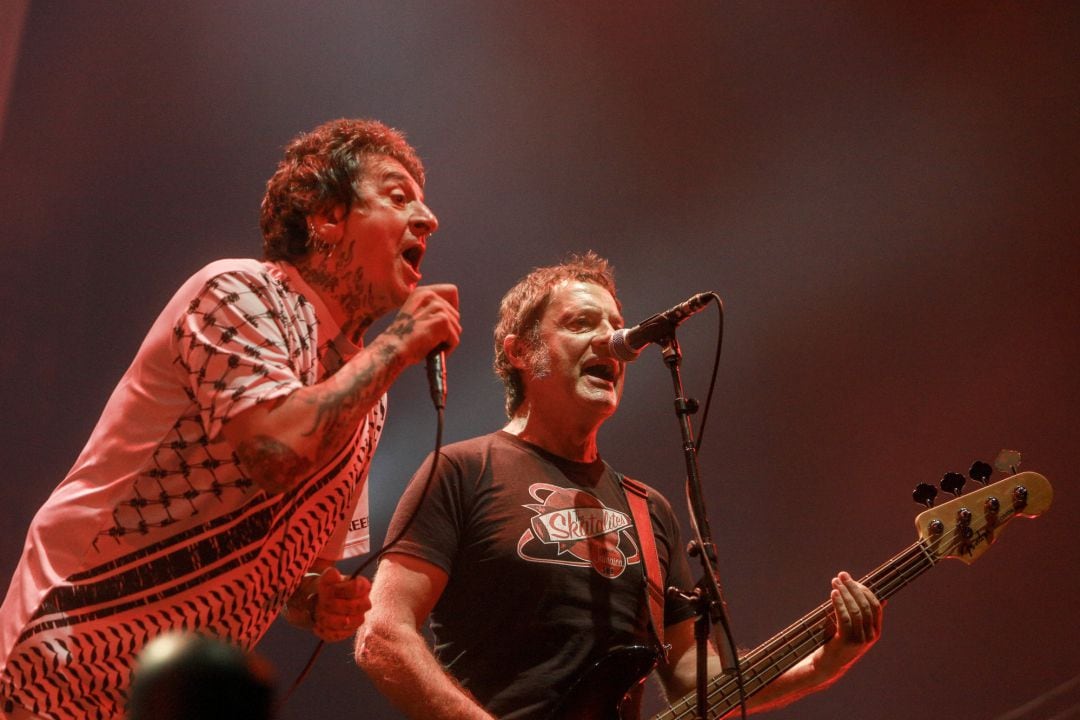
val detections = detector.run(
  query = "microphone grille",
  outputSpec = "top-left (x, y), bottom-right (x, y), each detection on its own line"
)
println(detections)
top-left (608, 330), bottom-right (640, 362)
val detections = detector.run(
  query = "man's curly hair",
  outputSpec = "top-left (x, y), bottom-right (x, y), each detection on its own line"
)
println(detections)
top-left (493, 251), bottom-right (619, 418)
top-left (260, 118), bottom-right (425, 261)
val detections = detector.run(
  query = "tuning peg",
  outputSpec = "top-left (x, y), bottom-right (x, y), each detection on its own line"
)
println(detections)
top-left (940, 472), bottom-right (966, 497)
top-left (994, 449), bottom-right (1022, 475)
top-left (969, 461), bottom-right (993, 485)
top-left (912, 482), bottom-right (938, 508)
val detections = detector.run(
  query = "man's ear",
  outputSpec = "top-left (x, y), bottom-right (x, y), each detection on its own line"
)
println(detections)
top-left (308, 205), bottom-right (347, 244)
top-left (503, 334), bottom-right (529, 370)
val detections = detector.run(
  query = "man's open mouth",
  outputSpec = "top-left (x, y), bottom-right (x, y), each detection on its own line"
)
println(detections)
top-left (582, 361), bottom-right (617, 383)
top-left (402, 245), bottom-right (424, 272)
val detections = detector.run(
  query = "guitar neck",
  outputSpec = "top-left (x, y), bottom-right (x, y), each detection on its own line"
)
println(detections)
top-left (654, 539), bottom-right (936, 720)
top-left (650, 471), bottom-right (1052, 720)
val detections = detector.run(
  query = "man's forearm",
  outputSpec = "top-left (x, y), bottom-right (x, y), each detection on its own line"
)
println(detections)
top-left (356, 621), bottom-right (494, 720)
top-left (229, 330), bottom-right (408, 493)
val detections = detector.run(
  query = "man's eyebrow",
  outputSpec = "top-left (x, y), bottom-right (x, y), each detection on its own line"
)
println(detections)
top-left (379, 170), bottom-right (423, 200)
top-left (559, 304), bottom-right (606, 320)
top-left (380, 170), bottom-right (414, 188)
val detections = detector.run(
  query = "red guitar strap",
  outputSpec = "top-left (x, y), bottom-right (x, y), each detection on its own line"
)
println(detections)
top-left (620, 474), bottom-right (668, 660)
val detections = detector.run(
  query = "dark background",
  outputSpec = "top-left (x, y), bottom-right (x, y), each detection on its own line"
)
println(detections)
top-left (1, 3), bottom-right (1077, 719)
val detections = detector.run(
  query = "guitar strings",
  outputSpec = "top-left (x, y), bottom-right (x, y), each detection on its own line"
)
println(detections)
top-left (656, 497), bottom-right (1022, 720)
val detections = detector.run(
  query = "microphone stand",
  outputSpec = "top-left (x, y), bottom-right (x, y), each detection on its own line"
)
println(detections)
top-left (657, 330), bottom-right (741, 720)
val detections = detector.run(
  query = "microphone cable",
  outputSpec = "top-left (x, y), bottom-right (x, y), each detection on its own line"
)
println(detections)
top-left (284, 355), bottom-right (448, 704)
top-left (691, 292), bottom-right (724, 454)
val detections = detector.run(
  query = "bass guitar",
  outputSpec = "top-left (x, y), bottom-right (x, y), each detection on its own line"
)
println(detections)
top-left (552, 470), bottom-right (1053, 720)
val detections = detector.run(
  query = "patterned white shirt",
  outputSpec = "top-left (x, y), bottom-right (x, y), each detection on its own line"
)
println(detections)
top-left (0, 259), bottom-right (383, 719)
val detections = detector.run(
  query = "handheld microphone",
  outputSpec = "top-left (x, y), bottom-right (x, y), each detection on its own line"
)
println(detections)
top-left (608, 292), bottom-right (713, 361)
top-left (426, 348), bottom-right (447, 409)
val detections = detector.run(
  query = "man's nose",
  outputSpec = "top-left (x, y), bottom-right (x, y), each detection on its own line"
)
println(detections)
top-left (590, 332), bottom-right (616, 358)
top-left (411, 202), bottom-right (439, 236)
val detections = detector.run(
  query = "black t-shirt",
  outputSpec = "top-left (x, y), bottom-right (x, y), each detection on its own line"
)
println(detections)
top-left (385, 431), bottom-right (696, 719)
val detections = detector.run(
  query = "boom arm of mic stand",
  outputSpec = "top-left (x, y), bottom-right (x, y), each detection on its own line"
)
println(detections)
top-left (656, 332), bottom-right (742, 717)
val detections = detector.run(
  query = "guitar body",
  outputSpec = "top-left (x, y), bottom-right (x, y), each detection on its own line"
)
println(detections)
top-left (546, 645), bottom-right (658, 720)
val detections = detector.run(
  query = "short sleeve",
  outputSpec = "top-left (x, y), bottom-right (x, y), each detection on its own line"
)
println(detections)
top-left (380, 451), bottom-right (466, 575)
top-left (172, 270), bottom-right (308, 440)
top-left (650, 490), bottom-right (698, 628)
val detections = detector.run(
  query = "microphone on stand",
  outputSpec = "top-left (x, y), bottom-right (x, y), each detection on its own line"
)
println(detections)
top-left (608, 292), bottom-right (713, 361)
top-left (426, 348), bottom-right (447, 409)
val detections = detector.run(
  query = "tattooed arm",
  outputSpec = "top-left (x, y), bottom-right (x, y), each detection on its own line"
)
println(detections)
top-left (223, 284), bottom-right (460, 494)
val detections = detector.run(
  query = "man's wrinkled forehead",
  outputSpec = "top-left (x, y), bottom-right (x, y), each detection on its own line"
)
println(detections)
top-left (358, 155), bottom-right (424, 197)
top-left (542, 280), bottom-right (622, 321)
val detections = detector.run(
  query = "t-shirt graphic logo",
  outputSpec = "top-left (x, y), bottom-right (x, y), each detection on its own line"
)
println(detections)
top-left (516, 483), bottom-right (640, 579)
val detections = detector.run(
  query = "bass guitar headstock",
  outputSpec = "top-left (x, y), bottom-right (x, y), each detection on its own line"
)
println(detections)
top-left (913, 462), bottom-right (1052, 565)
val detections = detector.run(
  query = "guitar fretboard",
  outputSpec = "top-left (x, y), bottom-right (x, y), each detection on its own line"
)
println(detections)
top-left (652, 477), bottom-right (1045, 720)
